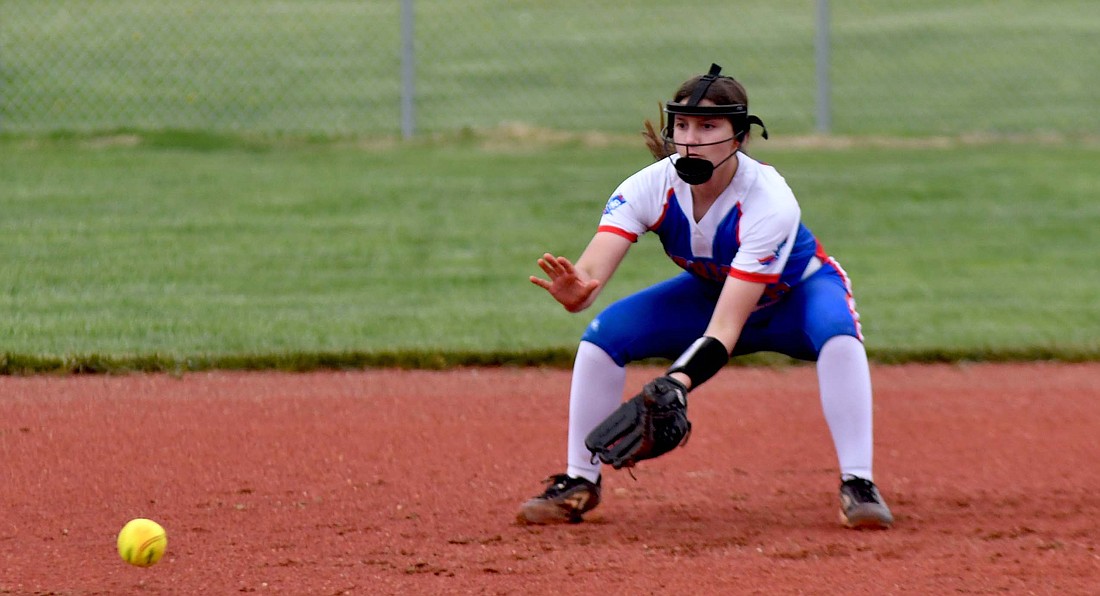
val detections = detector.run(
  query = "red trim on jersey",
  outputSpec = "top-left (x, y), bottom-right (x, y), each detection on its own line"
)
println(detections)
top-left (727, 268), bottom-right (781, 284)
top-left (733, 201), bottom-right (743, 243)
top-left (597, 225), bottom-right (638, 243)
top-left (649, 188), bottom-right (674, 231)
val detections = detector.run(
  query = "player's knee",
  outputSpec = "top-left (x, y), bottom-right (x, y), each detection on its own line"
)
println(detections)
top-left (580, 316), bottom-right (632, 366)
top-left (806, 309), bottom-right (860, 347)
top-left (814, 332), bottom-right (863, 358)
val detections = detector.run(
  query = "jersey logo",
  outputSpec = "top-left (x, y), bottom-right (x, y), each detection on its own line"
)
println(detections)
top-left (603, 194), bottom-right (627, 215)
top-left (670, 254), bottom-right (731, 282)
top-left (758, 239), bottom-right (787, 265)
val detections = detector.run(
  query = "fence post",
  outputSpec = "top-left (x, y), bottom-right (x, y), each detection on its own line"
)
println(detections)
top-left (815, 0), bottom-right (831, 134)
top-left (400, 0), bottom-right (415, 139)
top-left (0, 43), bottom-right (5, 132)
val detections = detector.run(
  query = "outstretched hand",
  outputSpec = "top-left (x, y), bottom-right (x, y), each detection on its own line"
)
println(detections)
top-left (529, 253), bottom-right (600, 313)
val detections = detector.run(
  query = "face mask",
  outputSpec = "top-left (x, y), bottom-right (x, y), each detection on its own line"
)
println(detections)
top-left (661, 63), bottom-right (769, 185)
top-left (673, 146), bottom-right (738, 185)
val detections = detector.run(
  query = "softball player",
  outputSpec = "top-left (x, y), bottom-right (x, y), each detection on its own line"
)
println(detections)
top-left (518, 64), bottom-right (893, 529)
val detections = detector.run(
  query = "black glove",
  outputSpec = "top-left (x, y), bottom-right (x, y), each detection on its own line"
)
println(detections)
top-left (585, 376), bottom-right (692, 470)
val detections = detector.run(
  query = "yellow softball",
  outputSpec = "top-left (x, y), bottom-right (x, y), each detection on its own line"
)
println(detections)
top-left (117, 518), bottom-right (167, 567)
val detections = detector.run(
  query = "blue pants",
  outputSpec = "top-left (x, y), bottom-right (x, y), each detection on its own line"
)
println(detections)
top-left (581, 265), bottom-right (861, 365)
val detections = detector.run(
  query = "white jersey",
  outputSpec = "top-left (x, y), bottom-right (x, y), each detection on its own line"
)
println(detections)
top-left (598, 153), bottom-right (824, 304)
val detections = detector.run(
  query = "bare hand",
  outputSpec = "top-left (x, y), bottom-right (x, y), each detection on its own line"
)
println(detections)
top-left (529, 253), bottom-right (601, 312)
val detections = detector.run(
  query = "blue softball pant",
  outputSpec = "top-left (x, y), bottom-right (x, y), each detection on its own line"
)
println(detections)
top-left (580, 264), bottom-right (861, 365)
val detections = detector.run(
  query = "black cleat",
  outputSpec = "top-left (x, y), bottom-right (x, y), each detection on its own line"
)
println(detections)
top-left (838, 477), bottom-right (894, 529)
top-left (517, 474), bottom-right (601, 524)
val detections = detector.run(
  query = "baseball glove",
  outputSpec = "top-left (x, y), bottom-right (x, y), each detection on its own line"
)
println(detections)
top-left (585, 376), bottom-right (692, 470)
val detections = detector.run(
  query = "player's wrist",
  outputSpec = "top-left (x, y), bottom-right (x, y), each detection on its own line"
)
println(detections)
top-left (663, 373), bottom-right (691, 393)
top-left (667, 336), bottom-right (730, 391)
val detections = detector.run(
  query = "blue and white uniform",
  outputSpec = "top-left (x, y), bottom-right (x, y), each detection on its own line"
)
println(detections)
top-left (582, 152), bottom-right (863, 365)
top-left (560, 151), bottom-right (877, 487)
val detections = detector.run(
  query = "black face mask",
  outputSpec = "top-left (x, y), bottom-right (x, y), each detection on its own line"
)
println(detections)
top-left (661, 63), bottom-right (769, 185)
top-left (673, 140), bottom-right (739, 185)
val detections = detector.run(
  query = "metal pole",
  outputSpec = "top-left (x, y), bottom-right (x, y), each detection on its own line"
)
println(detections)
top-left (0, 41), bottom-right (5, 132)
top-left (400, 0), bottom-right (415, 139)
top-left (815, 0), bottom-right (831, 134)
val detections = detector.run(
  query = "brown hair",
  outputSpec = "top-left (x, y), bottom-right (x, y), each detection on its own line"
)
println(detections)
top-left (642, 75), bottom-right (752, 160)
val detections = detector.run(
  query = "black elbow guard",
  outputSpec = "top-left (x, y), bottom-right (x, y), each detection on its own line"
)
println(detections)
top-left (667, 336), bottom-right (730, 391)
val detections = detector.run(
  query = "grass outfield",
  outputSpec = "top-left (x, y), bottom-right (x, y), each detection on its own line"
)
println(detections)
top-left (1, 131), bottom-right (1097, 372)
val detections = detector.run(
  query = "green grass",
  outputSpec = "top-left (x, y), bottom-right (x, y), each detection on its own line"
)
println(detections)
top-left (830, 0), bottom-right (1100, 134)
top-left (1, 1), bottom-right (1097, 136)
top-left (762, 140), bottom-right (1100, 356)
top-left (3, 2), bottom-right (1096, 372)
top-left (1, 131), bottom-right (1097, 372)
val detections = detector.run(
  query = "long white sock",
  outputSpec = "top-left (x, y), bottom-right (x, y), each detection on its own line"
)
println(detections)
top-left (816, 335), bottom-right (875, 482)
top-left (565, 341), bottom-right (627, 483)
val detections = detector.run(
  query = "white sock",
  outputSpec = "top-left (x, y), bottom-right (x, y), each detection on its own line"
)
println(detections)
top-left (565, 341), bottom-right (626, 483)
top-left (816, 335), bottom-right (875, 482)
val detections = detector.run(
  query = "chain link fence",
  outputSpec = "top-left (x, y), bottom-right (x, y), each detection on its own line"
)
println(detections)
top-left (1, 0), bottom-right (1096, 137)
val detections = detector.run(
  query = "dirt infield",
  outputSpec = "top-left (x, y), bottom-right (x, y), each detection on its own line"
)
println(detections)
top-left (2, 363), bottom-right (1097, 594)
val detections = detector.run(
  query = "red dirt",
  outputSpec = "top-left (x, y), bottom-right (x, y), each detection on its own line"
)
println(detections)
top-left (1, 363), bottom-right (1097, 595)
